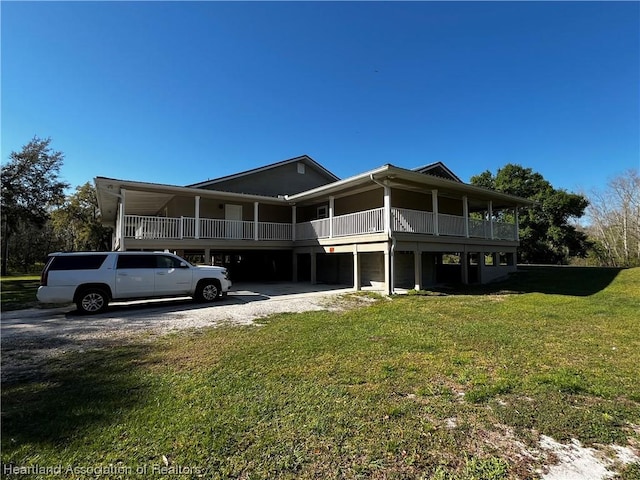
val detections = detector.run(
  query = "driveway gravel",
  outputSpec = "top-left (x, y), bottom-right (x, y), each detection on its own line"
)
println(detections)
top-left (1, 283), bottom-right (361, 382)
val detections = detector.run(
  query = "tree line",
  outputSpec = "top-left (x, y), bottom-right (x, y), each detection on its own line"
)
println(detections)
top-left (1, 136), bottom-right (638, 275)
top-left (1, 137), bottom-right (111, 275)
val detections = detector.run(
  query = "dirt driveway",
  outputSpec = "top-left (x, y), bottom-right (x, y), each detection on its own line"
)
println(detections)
top-left (1, 283), bottom-right (357, 382)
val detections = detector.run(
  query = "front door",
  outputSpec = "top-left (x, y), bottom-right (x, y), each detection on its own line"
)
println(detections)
top-left (225, 204), bottom-right (243, 239)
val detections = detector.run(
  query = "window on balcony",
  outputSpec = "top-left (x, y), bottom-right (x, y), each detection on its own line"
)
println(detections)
top-left (317, 206), bottom-right (328, 219)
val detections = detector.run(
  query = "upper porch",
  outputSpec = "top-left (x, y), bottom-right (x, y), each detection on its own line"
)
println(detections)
top-left (97, 164), bottom-right (530, 251)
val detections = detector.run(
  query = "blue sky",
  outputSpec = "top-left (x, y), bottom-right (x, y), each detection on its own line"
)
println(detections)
top-left (2, 1), bottom-right (638, 194)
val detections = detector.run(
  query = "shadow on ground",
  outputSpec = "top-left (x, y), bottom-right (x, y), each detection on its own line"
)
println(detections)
top-left (1, 340), bottom-right (154, 448)
top-left (435, 266), bottom-right (625, 297)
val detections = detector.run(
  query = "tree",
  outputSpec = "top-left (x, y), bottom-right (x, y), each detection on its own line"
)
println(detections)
top-left (586, 169), bottom-right (640, 267)
top-left (1, 137), bottom-right (69, 275)
top-left (50, 182), bottom-right (113, 252)
top-left (471, 164), bottom-right (590, 264)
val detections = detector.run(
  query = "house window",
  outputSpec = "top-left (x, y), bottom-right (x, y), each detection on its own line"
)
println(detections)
top-left (317, 206), bottom-right (328, 219)
top-left (297, 163), bottom-right (306, 174)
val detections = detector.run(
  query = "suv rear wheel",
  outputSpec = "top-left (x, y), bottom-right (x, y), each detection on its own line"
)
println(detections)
top-left (196, 280), bottom-right (220, 302)
top-left (76, 288), bottom-right (109, 314)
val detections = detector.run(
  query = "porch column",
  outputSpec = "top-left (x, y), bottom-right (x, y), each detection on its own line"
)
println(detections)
top-left (463, 195), bottom-right (469, 238)
top-left (432, 190), bottom-right (439, 236)
top-left (291, 205), bottom-right (297, 241)
top-left (383, 185), bottom-right (391, 235)
top-left (384, 247), bottom-right (392, 294)
top-left (254, 202), bottom-right (259, 241)
top-left (414, 250), bottom-right (422, 291)
top-left (488, 201), bottom-right (494, 239)
top-left (118, 189), bottom-right (126, 251)
top-left (329, 196), bottom-right (334, 238)
top-left (195, 196), bottom-right (200, 239)
top-left (515, 207), bottom-right (520, 241)
top-left (204, 248), bottom-right (211, 265)
top-left (353, 249), bottom-right (361, 291)
top-left (461, 252), bottom-right (469, 285)
top-left (310, 252), bottom-right (317, 285)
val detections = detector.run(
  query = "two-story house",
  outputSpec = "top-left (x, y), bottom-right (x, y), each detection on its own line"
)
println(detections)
top-left (95, 155), bottom-right (533, 293)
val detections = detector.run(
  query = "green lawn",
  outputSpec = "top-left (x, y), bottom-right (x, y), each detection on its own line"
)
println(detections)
top-left (0, 275), bottom-right (40, 311)
top-left (2, 268), bottom-right (639, 479)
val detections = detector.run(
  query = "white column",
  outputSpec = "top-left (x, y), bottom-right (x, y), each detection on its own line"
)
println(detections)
top-left (515, 207), bottom-right (520, 241)
top-left (384, 248), bottom-right (391, 294)
top-left (432, 189), bottom-right (439, 236)
top-left (414, 250), bottom-right (422, 291)
top-left (463, 195), bottom-right (469, 238)
top-left (195, 196), bottom-right (200, 239)
top-left (488, 201), bottom-right (494, 239)
top-left (254, 202), bottom-right (259, 241)
top-left (329, 196), bottom-right (334, 238)
top-left (291, 205), bottom-right (297, 241)
top-left (383, 185), bottom-right (391, 235)
top-left (118, 189), bottom-right (126, 251)
top-left (353, 249), bottom-right (361, 291)
top-left (310, 252), bottom-right (317, 285)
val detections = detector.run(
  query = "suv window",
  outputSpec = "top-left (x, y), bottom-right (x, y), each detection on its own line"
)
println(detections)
top-left (49, 254), bottom-right (108, 270)
top-left (156, 255), bottom-right (185, 269)
top-left (116, 255), bottom-right (156, 269)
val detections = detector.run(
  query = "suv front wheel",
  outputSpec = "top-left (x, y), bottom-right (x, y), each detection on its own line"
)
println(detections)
top-left (76, 288), bottom-right (109, 314)
top-left (195, 280), bottom-right (220, 302)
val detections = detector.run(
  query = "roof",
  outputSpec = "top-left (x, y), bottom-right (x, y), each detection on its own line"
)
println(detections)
top-left (285, 164), bottom-right (534, 209)
top-left (94, 176), bottom-right (286, 223)
top-left (412, 162), bottom-right (462, 183)
top-left (95, 159), bottom-right (533, 222)
top-left (187, 154), bottom-right (339, 189)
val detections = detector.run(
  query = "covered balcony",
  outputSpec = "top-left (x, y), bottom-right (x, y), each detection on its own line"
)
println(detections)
top-left (118, 206), bottom-right (517, 243)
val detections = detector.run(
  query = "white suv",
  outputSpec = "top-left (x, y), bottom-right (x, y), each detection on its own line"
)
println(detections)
top-left (37, 252), bottom-right (232, 314)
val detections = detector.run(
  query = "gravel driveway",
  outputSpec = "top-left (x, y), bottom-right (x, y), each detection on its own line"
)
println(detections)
top-left (1, 283), bottom-right (359, 382)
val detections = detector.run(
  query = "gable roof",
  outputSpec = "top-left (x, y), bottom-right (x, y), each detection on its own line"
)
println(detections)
top-left (187, 154), bottom-right (339, 189)
top-left (412, 162), bottom-right (462, 183)
top-left (285, 163), bottom-right (533, 209)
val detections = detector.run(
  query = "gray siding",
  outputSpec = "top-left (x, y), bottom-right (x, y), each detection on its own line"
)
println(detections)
top-left (202, 162), bottom-right (333, 197)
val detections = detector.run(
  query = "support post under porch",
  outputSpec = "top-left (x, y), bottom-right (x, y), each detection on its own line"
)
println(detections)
top-left (414, 250), bottom-right (422, 291)
top-left (292, 252), bottom-right (298, 282)
top-left (353, 249), bottom-right (361, 291)
top-left (310, 251), bottom-right (317, 285)
top-left (461, 251), bottom-right (469, 285)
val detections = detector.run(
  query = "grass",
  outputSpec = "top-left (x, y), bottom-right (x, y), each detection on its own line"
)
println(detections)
top-left (2, 267), bottom-right (639, 479)
top-left (1, 275), bottom-right (40, 311)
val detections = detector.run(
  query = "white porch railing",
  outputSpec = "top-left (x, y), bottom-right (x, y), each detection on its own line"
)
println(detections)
top-left (469, 218), bottom-right (490, 239)
top-left (296, 218), bottom-right (330, 240)
top-left (392, 208), bottom-right (435, 234)
top-left (259, 222), bottom-right (293, 241)
top-left (124, 215), bottom-right (292, 241)
top-left (123, 210), bottom-right (517, 242)
top-left (333, 208), bottom-right (384, 237)
top-left (200, 218), bottom-right (255, 240)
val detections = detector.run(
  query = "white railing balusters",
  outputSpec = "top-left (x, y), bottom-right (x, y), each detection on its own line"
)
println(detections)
top-left (123, 211), bottom-right (517, 242)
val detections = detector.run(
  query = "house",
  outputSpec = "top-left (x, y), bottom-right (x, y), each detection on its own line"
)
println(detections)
top-left (95, 155), bottom-right (533, 293)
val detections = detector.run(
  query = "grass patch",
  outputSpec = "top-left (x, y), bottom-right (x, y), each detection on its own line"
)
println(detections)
top-left (2, 267), bottom-right (639, 478)
top-left (1, 275), bottom-right (40, 311)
